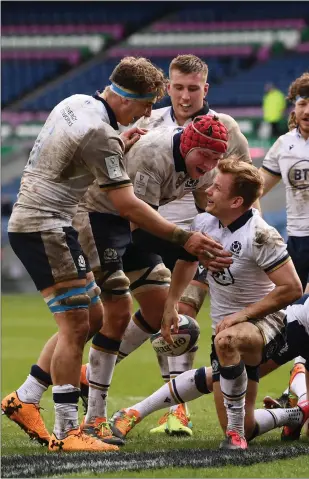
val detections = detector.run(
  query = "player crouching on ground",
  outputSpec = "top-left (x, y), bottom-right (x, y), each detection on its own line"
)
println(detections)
top-left (108, 158), bottom-right (303, 445)
top-left (160, 158), bottom-right (303, 449)
top-left (110, 158), bottom-right (304, 449)
top-left (108, 296), bottom-right (309, 444)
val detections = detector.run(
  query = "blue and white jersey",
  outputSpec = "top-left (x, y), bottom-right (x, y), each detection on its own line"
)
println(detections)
top-left (261, 128), bottom-right (309, 237)
top-left (191, 209), bottom-right (290, 331)
top-left (286, 296), bottom-right (309, 335)
top-left (136, 105), bottom-right (251, 231)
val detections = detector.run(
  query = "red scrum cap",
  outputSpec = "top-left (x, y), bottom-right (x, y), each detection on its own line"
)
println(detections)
top-left (180, 115), bottom-right (228, 158)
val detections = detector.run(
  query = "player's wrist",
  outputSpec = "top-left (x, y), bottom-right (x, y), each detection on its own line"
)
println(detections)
top-left (170, 227), bottom-right (193, 246)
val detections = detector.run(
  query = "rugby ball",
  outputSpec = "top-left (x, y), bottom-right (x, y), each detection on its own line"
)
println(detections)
top-left (150, 314), bottom-right (200, 357)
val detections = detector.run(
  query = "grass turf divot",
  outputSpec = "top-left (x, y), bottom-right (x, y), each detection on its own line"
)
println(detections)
top-left (2, 445), bottom-right (309, 478)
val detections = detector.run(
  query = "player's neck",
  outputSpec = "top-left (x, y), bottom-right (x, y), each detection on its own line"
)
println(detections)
top-left (299, 127), bottom-right (309, 140)
top-left (173, 104), bottom-right (204, 126)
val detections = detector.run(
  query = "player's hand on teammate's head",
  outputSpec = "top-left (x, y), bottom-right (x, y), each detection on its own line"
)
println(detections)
top-left (120, 127), bottom-right (148, 152)
top-left (200, 255), bottom-right (233, 272)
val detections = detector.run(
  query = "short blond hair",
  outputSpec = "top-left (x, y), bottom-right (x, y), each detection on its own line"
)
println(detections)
top-left (287, 72), bottom-right (309, 130)
top-left (169, 54), bottom-right (208, 81)
top-left (217, 157), bottom-right (264, 207)
top-left (109, 56), bottom-right (166, 101)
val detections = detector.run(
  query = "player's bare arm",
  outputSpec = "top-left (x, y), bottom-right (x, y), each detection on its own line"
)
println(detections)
top-left (216, 260), bottom-right (302, 334)
top-left (107, 185), bottom-right (229, 257)
top-left (259, 168), bottom-right (281, 196)
top-left (161, 259), bottom-right (198, 344)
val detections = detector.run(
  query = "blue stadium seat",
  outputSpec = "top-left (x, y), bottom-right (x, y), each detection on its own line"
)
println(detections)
top-left (2, 1), bottom-right (177, 27)
top-left (2, 59), bottom-right (67, 105)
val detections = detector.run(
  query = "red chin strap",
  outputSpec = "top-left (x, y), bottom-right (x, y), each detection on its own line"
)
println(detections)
top-left (180, 115), bottom-right (229, 158)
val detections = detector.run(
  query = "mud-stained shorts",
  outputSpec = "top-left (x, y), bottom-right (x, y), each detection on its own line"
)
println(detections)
top-left (8, 227), bottom-right (90, 291)
top-left (248, 310), bottom-right (287, 362)
top-left (73, 211), bottom-right (132, 276)
top-left (210, 310), bottom-right (287, 383)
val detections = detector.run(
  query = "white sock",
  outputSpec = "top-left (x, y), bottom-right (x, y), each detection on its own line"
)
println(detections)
top-left (220, 362), bottom-right (247, 437)
top-left (290, 367), bottom-right (306, 399)
top-left (168, 350), bottom-right (196, 413)
top-left (128, 368), bottom-right (205, 419)
top-left (156, 353), bottom-right (170, 383)
top-left (52, 385), bottom-right (79, 439)
top-left (254, 406), bottom-right (305, 435)
top-left (85, 346), bottom-right (117, 422)
top-left (17, 375), bottom-right (47, 404)
top-left (117, 314), bottom-right (154, 363)
top-left (294, 356), bottom-right (306, 365)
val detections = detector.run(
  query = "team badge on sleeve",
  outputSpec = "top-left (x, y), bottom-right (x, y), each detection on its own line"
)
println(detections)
top-left (105, 155), bottom-right (122, 179)
top-left (134, 172), bottom-right (149, 195)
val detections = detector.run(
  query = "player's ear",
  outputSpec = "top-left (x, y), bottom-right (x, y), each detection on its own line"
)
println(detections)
top-left (231, 196), bottom-right (244, 209)
top-left (204, 83), bottom-right (209, 96)
top-left (167, 81), bottom-right (171, 97)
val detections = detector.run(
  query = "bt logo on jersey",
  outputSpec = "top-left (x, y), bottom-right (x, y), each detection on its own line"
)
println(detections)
top-left (288, 160), bottom-right (309, 189)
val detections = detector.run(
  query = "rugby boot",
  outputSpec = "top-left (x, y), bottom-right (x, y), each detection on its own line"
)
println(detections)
top-left (1, 391), bottom-right (50, 445)
top-left (81, 416), bottom-right (125, 446)
top-left (220, 430), bottom-right (248, 450)
top-left (149, 412), bottom-right (169, 434)
top-left (263, 392), bottom-right (294, 409)
top-left (109, 408), bottom-right (141, 439)
top-left (281, 399), bottom-right (309, 441)
top-left (166, 404), bottom-right (193, 436)
top-left (48, 427), bottom-right (119, 452)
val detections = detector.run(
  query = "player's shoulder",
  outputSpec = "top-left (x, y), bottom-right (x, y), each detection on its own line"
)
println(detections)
top-left (265, 129), bottom-right (296, 157)
top-left (250, 211), bottom-right (284, 247)
top-left (138, 124), bottom-right (178, 147)
top-left (214, 112), bottom-right (240, 132)
top-left (136, 106), bottom-right (172, 129)
top-left (192, 211), bottom-right (217, 232)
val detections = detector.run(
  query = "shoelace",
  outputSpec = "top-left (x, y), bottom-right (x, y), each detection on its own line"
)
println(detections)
top-left (96, 421), bottom-right (113, 437)
top-left (158, 412), bottom-right (169, 425)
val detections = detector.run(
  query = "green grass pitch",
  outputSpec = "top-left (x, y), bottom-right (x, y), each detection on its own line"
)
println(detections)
top-left (1, 294), bottom-right (309, 477)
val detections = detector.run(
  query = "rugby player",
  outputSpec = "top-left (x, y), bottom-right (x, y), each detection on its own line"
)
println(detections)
top-left (111, 158), bottom-right (302, 451)
top-left (2, 57), bottom-right (223, 452)
top-left (259, 72), bottom-right (309, 428)
top-left (109, 296), bottom-right (309, 444)
top-left (76, 114), bottom-right (231, 441)
top-left (117, 54), bottom-right (255, 436)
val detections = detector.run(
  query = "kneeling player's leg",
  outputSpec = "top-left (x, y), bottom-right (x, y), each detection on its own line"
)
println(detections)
top-left (109, 366), bottom-right (213, 439)
top-left (214, 322), bottom-right (265, 448)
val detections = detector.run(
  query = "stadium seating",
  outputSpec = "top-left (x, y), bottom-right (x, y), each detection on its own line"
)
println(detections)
top-left (2, 1), bottom-right (309, 110)
top-left (2, 59), bottom-right (69, 104)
